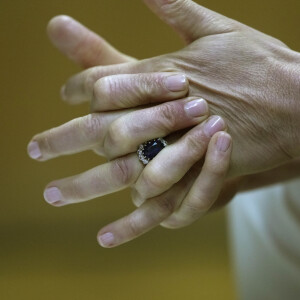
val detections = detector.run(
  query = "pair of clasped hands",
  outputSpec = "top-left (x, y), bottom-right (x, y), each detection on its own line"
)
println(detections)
top-left (27, 0), bottom-right (300, 248)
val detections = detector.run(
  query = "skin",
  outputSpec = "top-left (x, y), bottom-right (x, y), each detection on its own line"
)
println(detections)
top-left (28, 0), bottom-right (300, 247)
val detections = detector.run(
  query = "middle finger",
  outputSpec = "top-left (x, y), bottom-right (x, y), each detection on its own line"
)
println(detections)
top-left (104, 97), bottom-right (209, 159)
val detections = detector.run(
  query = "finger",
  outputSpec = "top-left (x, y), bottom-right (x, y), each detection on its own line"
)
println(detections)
top-left (47, 15), bottom-right (135, 68)
top-left (135, 115), bottom-right (226, 199)
top-left (161, 132), bottom-right (232, 228)
top-left (143, 0), bottom-right (235, 43)
top-left (104, 97), bottom-right (209, 159)
top-left (97, 175), bottom-right (187, 248)
top-left (27, 86), bottom-right (195, 162)
top-left (61, 59), bottom-right (152, 104)
top-left (91, 72), bottom-right (188, 111)
top-left (131, 159), bottom-right (201, 208)
top-left (27, 110), bottom-right (131, 161)
top-left (43, 154), bottom-right (143, 206)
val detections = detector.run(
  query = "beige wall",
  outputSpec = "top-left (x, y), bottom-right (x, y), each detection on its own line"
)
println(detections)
top-left (0, 0), bottom-right (299, 299)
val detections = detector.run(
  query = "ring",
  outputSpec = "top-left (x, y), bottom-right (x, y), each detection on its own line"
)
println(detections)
top-left (137, 138), bottom-right (168, 165)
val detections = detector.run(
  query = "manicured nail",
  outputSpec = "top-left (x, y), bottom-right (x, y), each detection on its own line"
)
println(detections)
top-left (44, 187), bottom-right (62, 204)
top-left (165, 74), bottom-right (187, 92)
top-left (203, 116), bottom-right (226, 137)
top-left (184, 98), bottom-right (208, 118)
top-left (216, 132), bottom-right (231, 152)
top-left (98, 232), bottom-right (115, 247)
top-left (60, 85), bottom-right (66, 100)
top-left (27, 141), bottom-right (42, 159)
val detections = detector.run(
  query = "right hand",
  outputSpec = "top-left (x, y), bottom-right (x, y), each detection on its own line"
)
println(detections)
top-left (57, 0), bottom-right (300, 178)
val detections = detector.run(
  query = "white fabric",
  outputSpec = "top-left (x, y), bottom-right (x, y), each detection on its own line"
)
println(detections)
top-left (228, 178), bottom-right (300, 300)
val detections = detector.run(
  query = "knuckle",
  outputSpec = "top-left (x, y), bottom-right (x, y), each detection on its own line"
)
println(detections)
top-left (93, 77), bottom-right (109, 103)
top-left (68, 178), bottom-right (85, 201)
top-left (139, 74), bottom-right (160, 95)
top-left (126, 214), bottom-right (141, 237)
top-left (157, 103), bottom-right (178, 131)
top-left (155, 196), bottom-right (176, 216)
top-left (184, 132), bottom-right (207, 158)
top-left (78, 114), bottom-right (102, 142)
top-left (140, 169), bottom-right (166, 194)
top-left (184, 190), bottom-right (213, 214)
top-left (103, 76), bottom-right (120, 95)
top-left (140, 55), bottom-right (175, 73)
top-left (183, 200), bottom-right (206, 216)
top-left (111, 158), bottom-right (133, 186)
top-left (95, 76), bottom-right (126, 108)
top-left (41, 129), bottom-right (57, 155)
top-left (105, 119), bottom-right (127, 151)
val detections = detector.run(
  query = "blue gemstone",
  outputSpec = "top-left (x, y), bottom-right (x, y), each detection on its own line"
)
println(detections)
top-left (143, 139), bottom-right (165, 160)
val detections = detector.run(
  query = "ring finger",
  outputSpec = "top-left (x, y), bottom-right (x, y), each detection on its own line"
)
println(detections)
top-left (104, 97), bottom-right (209, 159)
top-left (133, 115), bottom-right (226, 200)
top-left (97, 132), bottom-right (232, 248)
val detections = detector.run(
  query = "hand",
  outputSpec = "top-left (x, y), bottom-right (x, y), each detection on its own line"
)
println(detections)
top-left (30, 78), bottom-right (233, 246)
top-left (28, 16), bottom-right (234, 247)
top-left (59, 0), bottom-right (300, 177)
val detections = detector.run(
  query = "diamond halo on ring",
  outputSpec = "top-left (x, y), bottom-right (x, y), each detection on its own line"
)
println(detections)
top-left (137, 138), bottom-right (168, 165)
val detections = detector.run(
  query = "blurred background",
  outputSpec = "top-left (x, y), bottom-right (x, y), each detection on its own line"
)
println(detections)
top-left (0, 0), bottom-right (299, 299)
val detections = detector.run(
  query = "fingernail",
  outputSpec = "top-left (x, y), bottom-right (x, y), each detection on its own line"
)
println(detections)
top-left (203, 116), bottom-right (226, 137)
top-left (44, 187), bottom-right (62, 204)
top-left (216, 133), bottom-right (231, 152)
top-left (165, 74), bottom-right (187, 92)
top-left (98, 232), bottom-right (115, 247)
top-left (184, 98), bottom-right (208, 118)
top-left (60, 85), bottom-right (66, 100)
top-left (27, 141), bottom-right (42, 159)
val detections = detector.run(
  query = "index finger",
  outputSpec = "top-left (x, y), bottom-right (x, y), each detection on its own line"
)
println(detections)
top-left (47, 15), bottom-right (135, 68)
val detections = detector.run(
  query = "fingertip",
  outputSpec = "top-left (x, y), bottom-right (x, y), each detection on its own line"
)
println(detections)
top-left (215, 131), bottom-right (232, 153)
top-left (27, 140), bottom-right (42, 160)
top-left (203, 115), bottom-right (226, 137)
top-left (97, 232), bottom-right (115, 248)
top-left (184, 98), bottom-right (209, 119)
top-left (164, 74), bottom-right (188, 92)
top-left (43, 185), bottom-right (68, 207)
top-left (47, 15), bottom-right (83, 53)
top-left (47, 15), bottom-right (73, 38)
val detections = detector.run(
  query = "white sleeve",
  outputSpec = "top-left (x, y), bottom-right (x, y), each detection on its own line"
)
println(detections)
top-left (228, 178), bottom-right (300, 300)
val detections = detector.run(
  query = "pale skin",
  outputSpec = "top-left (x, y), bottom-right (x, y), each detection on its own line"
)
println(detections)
top-left (27, 0), bottom-right (300, 247)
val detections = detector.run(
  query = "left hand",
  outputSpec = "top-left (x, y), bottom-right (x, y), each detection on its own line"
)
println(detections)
top-left (28, 15), bottom-right (234, 247)
top-left (30, 70), bottom-right (233, 246)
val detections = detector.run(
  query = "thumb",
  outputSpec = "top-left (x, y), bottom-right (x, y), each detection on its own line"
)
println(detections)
top-left (143, 0), bottom-right (234, 43)
top-left (47, 15), bottom-right (135, 68)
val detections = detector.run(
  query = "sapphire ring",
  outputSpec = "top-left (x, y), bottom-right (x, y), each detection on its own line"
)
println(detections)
top-left (137, 138), bottom-right (168, 165)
